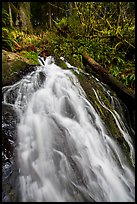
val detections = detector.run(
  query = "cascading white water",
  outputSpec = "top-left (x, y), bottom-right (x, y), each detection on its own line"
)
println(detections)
top-left (2, 56), bottom-right (135, 202)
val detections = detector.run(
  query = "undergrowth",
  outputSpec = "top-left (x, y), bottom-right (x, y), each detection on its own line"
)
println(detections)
top-left (2, 23), bottom-right (135, 91)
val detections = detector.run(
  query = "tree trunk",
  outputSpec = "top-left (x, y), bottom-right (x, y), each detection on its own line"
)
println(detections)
top-left (8, 2), bottom-right (13, 27)
top-left (18, 2), bottom-right (33, 33)
top-left (69, 2), bottom-right (73, 15)
top-left (82, 53), bottom-right (135, 111)
top-left (48, 3), bottom-right (52, 29)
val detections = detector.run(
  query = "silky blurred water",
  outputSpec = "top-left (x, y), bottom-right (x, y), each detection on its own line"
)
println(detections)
top-left (2, 56), bottom-right (135, 202)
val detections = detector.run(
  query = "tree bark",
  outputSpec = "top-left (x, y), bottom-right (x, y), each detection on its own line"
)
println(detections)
top-left (69, 2), bottom-right (73, 15)
top-left (48, 3), bottom-right (52, 29)
top-left (18, 2), bottom-right (33, 33)
top-left (8, 2), bottom-right (13, 27)
top-left (82, 53), bottom-right (135, 111)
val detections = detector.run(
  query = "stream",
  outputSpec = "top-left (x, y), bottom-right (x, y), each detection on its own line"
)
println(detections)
top-left (2, 56), bottom-right (135, 202)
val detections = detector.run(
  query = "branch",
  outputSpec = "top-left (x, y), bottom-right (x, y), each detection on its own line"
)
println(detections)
top-left (123, 39), bottom-right (135, 49)
top-left (106, 19), bottom-right (112, 29)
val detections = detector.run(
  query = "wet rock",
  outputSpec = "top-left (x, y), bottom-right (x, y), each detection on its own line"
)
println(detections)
top-left (38, 71), bottom-right (46, 85)
top-left (2, 63), bottom-right (37, 87)
top-left (2, 103), bottom-right (20, 202)
top-left (3, 195), bottom-right (11, 202)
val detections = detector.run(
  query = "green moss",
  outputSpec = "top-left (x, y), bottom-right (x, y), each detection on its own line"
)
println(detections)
top-left (6, 60), bottom-right (27, 81)
top-left (2, 58), bottom-right (28, 84)
top-left (2, 48), bottom-right (40, 86)
top-left (10, 60), bottom-right (28, 73)
top-left (54, 57), bottom-right (68, 69)
top-left (19, 51), bottom-right (39, 65)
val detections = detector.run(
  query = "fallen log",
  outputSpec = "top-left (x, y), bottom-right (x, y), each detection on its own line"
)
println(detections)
top-left (82, 53), bottom-right (135, 113)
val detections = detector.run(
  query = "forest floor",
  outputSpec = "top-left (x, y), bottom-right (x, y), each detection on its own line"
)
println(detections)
top-left (2, 29), bottom-right (135, 93)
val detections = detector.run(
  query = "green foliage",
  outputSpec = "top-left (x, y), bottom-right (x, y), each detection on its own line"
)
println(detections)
top-left (122, 73), bottom-right (135, 87)
top-left (68, 2), bottom-right (135, 90)
top-left (47, 24), bottom-right (135, 89)
top-left (67, 12), bottom-right (82, 36)
top-left (20, 51), bottom-right (39, 65)
top-left (2, 8), bottom-right (10, 27)
top-left (53, 17), bottom-right (67, 29)
top-left (2, 8), bottom-right (16, 51)
top-left (2, 2), bottom-right (135, 91)
top-left (2, 28), bottom-right (13, 51)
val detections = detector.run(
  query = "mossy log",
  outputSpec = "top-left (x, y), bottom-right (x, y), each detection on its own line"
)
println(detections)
top-left (82, 53), bottom-right (135, 112)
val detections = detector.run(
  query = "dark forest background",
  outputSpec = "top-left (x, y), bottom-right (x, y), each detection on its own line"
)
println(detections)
top-left (2, 2), bottom-right (135, 91)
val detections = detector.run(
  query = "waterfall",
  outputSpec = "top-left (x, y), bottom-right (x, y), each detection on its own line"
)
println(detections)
top-left (2, 56), bottom-right (135, 202)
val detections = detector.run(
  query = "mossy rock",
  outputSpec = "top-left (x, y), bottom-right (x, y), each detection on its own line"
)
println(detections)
top-left (3, 59), bottom-right (28, 86)
top-left (2, 50), bottom-right (38, 86)
top-left (54, 57), bottom-right (68, 69)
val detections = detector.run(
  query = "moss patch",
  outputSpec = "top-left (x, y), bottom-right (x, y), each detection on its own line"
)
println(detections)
top-left (2, 50), bottom-right (39, 86)
top-left (3, 59), bottom-right (28, 85)
top-left (19, 50), bottom-right (39, 65)
top-left (54, 57), bottom-right (68, 69)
